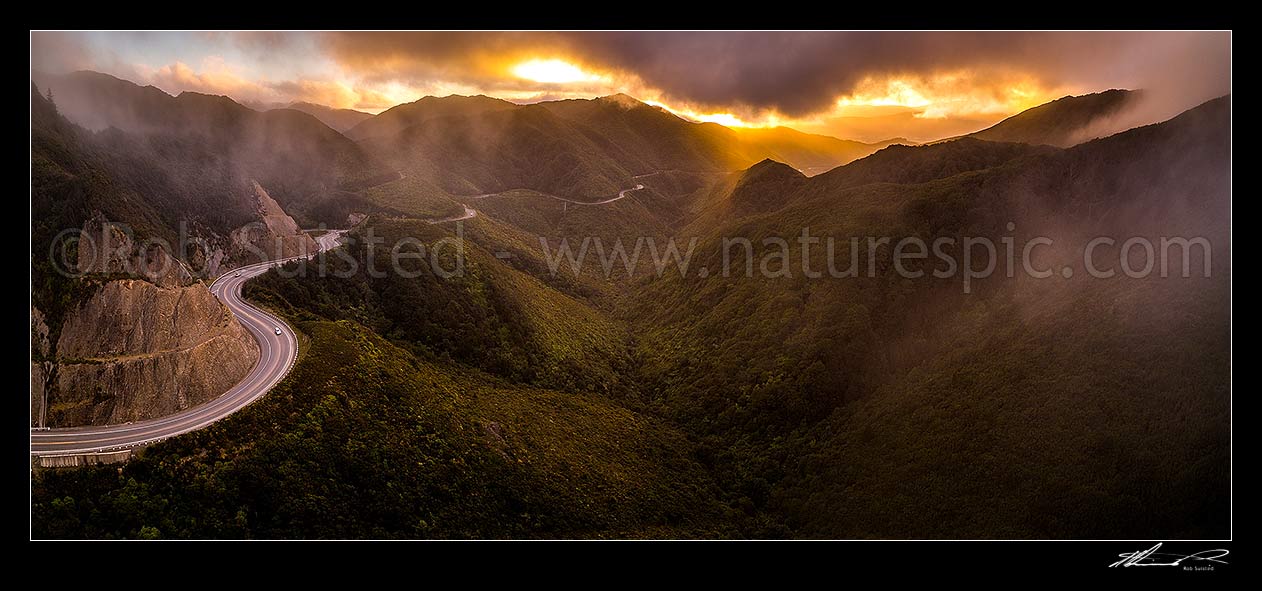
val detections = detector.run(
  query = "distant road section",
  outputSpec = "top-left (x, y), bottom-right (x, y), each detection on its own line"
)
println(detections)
top-left (440, 180), bottom-right (646, 226)
top-left (465, 181), bottom-right (646, 206)
top-left (31, 231), bottom-right (346, 456)
top-left (427, 204), bottom-right (477, 224)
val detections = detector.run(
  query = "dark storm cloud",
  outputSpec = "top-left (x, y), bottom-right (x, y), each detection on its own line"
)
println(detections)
top-left (320, 31), bottom-right (1230, 117)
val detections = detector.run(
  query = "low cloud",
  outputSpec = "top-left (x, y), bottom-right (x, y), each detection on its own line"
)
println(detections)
top-left (145, 58), bottom-right (269, 101)
top-left (265, 79), bottom-right (396, 111)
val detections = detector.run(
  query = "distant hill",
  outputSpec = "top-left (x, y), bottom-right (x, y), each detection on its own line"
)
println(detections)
top-left (725, 158), bottom-right (807, 216)
top-left (968, 89), bottom-right (1141, 147)
top-left (732, 126), bottom-right (906, 174)
top-left (22, 79), bottom-right (915, 228)
top-left (683, 138), bottom-right (1053, 235)
top-left (537, 94), bottom-right (766, 172)
top-left (34, 70), bottom-right (185, 133)
top-left (281, 101), bottom-right (373, 133)
top-left (31, 82), bottom-right (193, 249)
top-left (33, 70), bottom-right (396, 225)
top-left (815, 137), bottom-right (1056, 190)
top-left (30, 82), bottom-right (335, 272)
top-left (345, 94), bottom-right (520, 140)
top-left (357, 93), bottom-right (760, 214)
top-left (357, 92), bottom-right (913, 213)
top-left (361, 102), bottom-right (637, 203)
top-left (541, 95), bottom-right (902, 175)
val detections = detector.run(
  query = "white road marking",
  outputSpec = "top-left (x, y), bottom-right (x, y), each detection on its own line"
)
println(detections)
top-left (31, 231), bottom-right (347, 455)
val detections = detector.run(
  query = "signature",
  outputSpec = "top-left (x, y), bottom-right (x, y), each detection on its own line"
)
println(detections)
top-left (1110, 543), bottom-right (1229, 568)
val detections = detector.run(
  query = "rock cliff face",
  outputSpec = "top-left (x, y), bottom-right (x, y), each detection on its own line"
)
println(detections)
top-left (37, 223), bottom-right (263, 427)
top-left (230, 181), bottom-right (319, 261)
top-left (53, 321), bottom-right (257, 426)
top-left (32, 307), bottom-right (50, 357)
top-left (34, 179), bottom-right (313, 428)
top-left (31, 361), bottom-right (49, 428)
top-left (59, 280), bottom-right (229, 358)
top-left (32, 308), bottom-right (51, 427)
top-left (76, 214), bottom-right (196, 288)
top-left (48, 280), bottom-right (259, 426)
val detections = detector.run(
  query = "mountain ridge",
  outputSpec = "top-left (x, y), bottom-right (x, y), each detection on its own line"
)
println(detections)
top-left (33, 70), bottom-right (397, 226)
top-left (281, 101), bottom-right (373, 132)
top-left (967, 88), bottom-right (1142, 147)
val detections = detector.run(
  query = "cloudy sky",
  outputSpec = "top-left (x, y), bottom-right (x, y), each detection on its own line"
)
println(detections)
top-left (30, 31), bottom-right (1230, 142)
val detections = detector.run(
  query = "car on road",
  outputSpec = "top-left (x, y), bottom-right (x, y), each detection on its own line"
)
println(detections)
top-left (274, 327), bottom-right (283, 335)
top-left (235, 271), bottom-right (241, 277)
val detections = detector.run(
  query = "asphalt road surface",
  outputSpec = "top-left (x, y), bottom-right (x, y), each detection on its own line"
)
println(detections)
top-left (427, 204), bottom-right (478, 224)
top-left (31, 231), bottom-right (346, 456)
top-left (436, 181), bottom-right (645, 227)
top-left (466, 182), bottom-right (645, 206)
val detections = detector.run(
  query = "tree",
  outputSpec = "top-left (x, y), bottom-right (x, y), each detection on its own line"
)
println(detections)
top-left (45, 88), bottom-right (57, 114)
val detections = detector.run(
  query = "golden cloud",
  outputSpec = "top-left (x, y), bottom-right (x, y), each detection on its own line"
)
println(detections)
top-left (145, 58), bottom-right (268, 101)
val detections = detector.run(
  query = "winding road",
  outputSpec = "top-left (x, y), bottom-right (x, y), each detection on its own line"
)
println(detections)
top-left (30, 231), bottom-right (345, 457)
top-left (559, 183), bottom-right (645, 205)
top-left (467, 183), bottom-right (645, 206)
top-left (33, 176), bottom-right (648, 456)
top-left (436, 180), bottom-right (651, 226)
top-left (427, 204), bottom-right (477, 224)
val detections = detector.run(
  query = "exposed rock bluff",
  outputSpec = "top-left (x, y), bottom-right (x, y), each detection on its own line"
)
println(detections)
top-left (35, 188), bottom-right (312, 428)
top-left (76, 214), bottom-right (195, 288)
top-left (230, 181), bottom-right (319, 261)
top-left (59, 280), bottom-right (233, 358)
top-left (45, 279), bottom-right (259, 427)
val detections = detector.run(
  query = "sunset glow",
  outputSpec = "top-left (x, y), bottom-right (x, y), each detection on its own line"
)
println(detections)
top-left (644, 100), bottom-right (768, 128)
top-left (837, 79), bottom-right (932, 109)
top-left (511, 59), bottom-right (604, 84)
top-left (835, 73), bottom-right (1062, 121)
